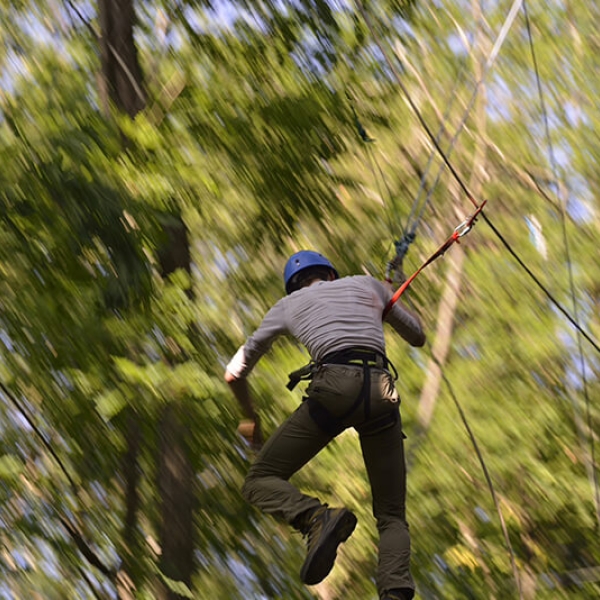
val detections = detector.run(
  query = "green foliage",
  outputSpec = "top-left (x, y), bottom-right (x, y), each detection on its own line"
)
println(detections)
top-left (0, 0), bottom-right (598, 598)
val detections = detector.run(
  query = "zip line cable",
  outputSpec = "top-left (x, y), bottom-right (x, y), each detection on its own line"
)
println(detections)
top-left (0, 381), bottom-right (77, 492)
top-left (353, 0), bottom-right (524, 209)
top-left (353, 0), bottom-right (600, 357)
top-left (354, 0), bottom-right (599, 586)
top-left (347, 64), bottom-right (467, 281)
top-left (482, 216), bottom-right (600, 353)
top-left (0, 382), bottom-right (115, 579)
top-left (523, 0), bottom-right (599, 525)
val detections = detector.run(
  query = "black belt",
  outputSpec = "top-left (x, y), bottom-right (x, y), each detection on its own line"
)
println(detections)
top-left (321, 348), bottom-right (389, 370)
top-left (286, 347), bottom-right (395, 391)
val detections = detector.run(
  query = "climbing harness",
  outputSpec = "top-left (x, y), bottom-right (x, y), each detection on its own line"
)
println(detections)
top-left (286, 363), bottom-right (318, 391)
top-left (287, 348), bottom-right (397, 392)
top-left (287, 348), bottom-right (400, 437)
top-left (383, 201), bottom-right (486, 318)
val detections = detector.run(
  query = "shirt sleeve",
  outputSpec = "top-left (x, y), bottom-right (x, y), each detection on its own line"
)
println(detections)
top-left (225, 300), bottom-right (289, 378)
top-left (373, 279), bottom-right (426, 347)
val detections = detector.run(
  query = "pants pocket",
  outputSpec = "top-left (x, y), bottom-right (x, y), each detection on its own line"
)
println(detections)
top-left (305, 365), bottom-right (364, 417)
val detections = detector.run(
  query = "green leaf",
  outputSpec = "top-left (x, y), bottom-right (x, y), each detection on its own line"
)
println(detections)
top-left (150, 561), bottom-right (195, 598)
top-left (95, 389), bottom-right (127, 420)
top-left (0, 455), bottom-right (23, 480)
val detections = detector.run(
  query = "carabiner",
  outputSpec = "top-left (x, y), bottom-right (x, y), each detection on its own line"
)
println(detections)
top-left (454, 219), bottom-right (473, 238)
top-left (454, 200), bottom-right (487, 238)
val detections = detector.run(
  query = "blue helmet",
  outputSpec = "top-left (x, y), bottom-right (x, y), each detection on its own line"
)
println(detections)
top-left (284, 250), bottom-right (338, 294)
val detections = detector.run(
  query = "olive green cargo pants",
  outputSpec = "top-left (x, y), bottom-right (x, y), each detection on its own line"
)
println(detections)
top-left (242, 364), bottom-right (415, 597)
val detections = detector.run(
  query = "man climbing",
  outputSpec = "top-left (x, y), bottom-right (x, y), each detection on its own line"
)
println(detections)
top-left (225, 250), bottom-right (425, 600)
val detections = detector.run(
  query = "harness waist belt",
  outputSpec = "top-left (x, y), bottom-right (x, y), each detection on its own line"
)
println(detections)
top-left (320, 348), bottom-right (388, 369)
top-left (287, 348), bottom-right (396, 391)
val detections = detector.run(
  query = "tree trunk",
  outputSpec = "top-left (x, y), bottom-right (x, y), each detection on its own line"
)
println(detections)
top-left (97, 1), bottom-right (196, 596)
top-left (120, 409), bottom-right (141, 582)
top-left (416, 244), bottom-right (465, 431)
top-left (156, 404), bottom-right (195, 600)
top-left (97, 0), bottom-right (146, 118)
top-left (155, 217), bottom-right (195, 599)
top-left (97, 0), bottom-right (148, 594)
top-left (415, 0), bottom-right (488, 433)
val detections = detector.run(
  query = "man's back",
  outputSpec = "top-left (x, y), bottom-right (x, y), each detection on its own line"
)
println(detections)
top-left (228, 274), bottom-right (424, 379)
top-left (282, 275), bottom-right (390, 360)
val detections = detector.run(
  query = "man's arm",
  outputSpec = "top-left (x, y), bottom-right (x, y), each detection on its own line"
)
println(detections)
top-left (381, 279), bottom-right (426, 347)
top-left (391, 300), bottom-right (426, 347)
top-left (224, 300), bottom-right (288, 450)
top-left (225, 370), bottom-right (264, 450)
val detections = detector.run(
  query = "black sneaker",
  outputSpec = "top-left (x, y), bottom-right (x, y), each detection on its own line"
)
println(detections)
top-left (299, 506), bottom-right (357, 585)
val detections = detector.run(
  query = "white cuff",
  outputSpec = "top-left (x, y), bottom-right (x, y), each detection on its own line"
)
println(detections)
top-left (226, 345), bottom-right (247, 379)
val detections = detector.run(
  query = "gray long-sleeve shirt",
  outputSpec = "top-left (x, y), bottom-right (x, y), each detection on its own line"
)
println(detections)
top-left (226, 275), bottom-right (425, 378)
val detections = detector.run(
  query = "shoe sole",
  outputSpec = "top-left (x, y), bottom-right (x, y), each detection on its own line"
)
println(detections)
top-left (300, 510), bottom-right (358, 585)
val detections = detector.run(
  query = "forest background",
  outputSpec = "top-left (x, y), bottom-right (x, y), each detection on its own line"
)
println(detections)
top-left (0, 0), bottom-right (598, 598)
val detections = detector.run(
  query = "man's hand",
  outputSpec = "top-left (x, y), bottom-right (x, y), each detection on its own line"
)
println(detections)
top-left (225, 370), bottom-right (264, 450)
top-left (237, 418), bottom-right (264, 451)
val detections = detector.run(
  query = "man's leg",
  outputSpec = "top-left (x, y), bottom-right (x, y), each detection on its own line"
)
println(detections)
top-left (242, 401), bottom-right (331, 525)
top-left (243, 400), bottom-right (357, 585)
top-left (360, 419), bottom-right (415, 599)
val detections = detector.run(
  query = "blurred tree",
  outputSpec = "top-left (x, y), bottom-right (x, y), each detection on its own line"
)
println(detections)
top-left (0, 1), bottom-right (598, 599)
top-left (96, 0), bottom-right (198, 596)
